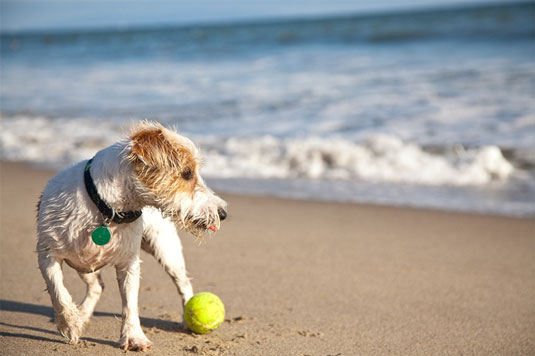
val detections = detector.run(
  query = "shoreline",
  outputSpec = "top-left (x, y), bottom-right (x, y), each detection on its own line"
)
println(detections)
top-left (2, 159), bottom-right (532, 220)
top-left (1, 160), bottom-right (534, 355)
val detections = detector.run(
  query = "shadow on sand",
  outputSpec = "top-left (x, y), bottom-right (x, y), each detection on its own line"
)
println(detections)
top-left (0, 299), bottom-right (188, 348)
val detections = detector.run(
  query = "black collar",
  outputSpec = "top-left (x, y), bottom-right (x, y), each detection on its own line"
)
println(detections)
top-left (84, 158), bottom-right (142, 224)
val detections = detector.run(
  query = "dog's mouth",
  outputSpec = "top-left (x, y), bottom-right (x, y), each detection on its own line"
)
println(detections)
top-left (161, 201), bottom-right (226, 240)
top-left (191, 218), bottom-right (219, 232)
top-left (179, 216), bottom-right (220, 239)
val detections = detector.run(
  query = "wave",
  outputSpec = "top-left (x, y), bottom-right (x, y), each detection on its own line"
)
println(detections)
top-left (198, 135), bottom-right (515, 186)
top-left (0, 116), bottom-right (518, 187)
top-left (0, 116), bottom-right (122, 168)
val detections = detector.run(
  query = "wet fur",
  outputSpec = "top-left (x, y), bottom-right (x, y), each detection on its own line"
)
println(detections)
top-left (36, 121), bottom-right (226, 350)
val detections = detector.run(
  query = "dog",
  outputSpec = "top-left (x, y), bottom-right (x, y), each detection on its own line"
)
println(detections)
top-left (36, 121), bottom-right (227, 351)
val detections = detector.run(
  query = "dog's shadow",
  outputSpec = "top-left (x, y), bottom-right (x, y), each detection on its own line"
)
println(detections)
top-left (0, 299), bottom-right (189, 347)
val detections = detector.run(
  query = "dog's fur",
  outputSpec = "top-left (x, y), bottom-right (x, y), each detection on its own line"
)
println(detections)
top-left (36, 122), bottom-right (226, 350)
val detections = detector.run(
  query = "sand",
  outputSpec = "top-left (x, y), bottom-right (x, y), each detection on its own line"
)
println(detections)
top-left (0, 160), bottom-right (534, 356)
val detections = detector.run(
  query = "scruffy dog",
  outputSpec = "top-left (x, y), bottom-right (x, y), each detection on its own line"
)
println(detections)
top-left (36, 121), bottom-right (227, 351)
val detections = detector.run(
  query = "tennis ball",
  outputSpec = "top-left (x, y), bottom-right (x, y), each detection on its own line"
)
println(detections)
top-left (184, 292), bottom-right (225, 334)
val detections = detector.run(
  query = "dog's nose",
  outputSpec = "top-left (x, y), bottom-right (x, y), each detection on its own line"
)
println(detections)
top-left (218, 208), bottom-right (227, 221)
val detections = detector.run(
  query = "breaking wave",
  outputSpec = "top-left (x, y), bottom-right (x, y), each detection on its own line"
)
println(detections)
top-left (198, 135), bottom-right (514, 186)
top-left (0, 116), bottom-right (517, 187)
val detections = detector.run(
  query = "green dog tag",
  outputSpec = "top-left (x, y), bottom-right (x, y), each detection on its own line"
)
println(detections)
top-left (92, 225), bottom-right (111, 246)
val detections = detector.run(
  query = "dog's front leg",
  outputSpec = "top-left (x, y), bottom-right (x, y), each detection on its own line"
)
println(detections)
top-left (116, 257), bottom-right (152, 351)
top-left (38, 253), bottom-right (84, 343)
top-left (141, 208), bottom-right (194, 308)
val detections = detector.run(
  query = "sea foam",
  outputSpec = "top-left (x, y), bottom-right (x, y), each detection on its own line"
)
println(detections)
top-left (199, 134), bottom-right (514, 185)
top-left (0, 116), bottom-right (514, 186)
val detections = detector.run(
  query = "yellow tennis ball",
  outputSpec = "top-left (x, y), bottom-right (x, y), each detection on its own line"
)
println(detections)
top-left (184, 292), bottom-right (225, 334)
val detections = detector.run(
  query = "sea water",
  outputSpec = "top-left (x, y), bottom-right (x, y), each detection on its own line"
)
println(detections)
top-left (1, 2), bottom-right (534, 216)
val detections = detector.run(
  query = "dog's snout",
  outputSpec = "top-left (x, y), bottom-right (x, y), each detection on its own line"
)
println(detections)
top-left (218, 208), bottom-right (227, 221)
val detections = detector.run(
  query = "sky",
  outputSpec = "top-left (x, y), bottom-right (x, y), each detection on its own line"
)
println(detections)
top-left (1, 0), bottom-right (516, 33)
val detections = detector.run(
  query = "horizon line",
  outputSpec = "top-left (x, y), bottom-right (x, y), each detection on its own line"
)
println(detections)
top-left (1, 0), bottom-right (525, 36)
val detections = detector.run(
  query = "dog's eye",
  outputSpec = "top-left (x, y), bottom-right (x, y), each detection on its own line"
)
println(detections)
top-left (181, 168), bottom-right (193, 181)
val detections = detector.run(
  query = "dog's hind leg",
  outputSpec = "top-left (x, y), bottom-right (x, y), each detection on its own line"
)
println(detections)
top-left (78, 271), bottom-right (104, 324)
top-left (38, 252), bottom-right (84, 344)
top-left (141, 208), bottom-right (194, 309)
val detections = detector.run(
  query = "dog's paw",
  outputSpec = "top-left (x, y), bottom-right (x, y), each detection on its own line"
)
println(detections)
top-left (56, 306), bottom-right (84, 344)
top-left (120, 333), bottom-right (153, 351)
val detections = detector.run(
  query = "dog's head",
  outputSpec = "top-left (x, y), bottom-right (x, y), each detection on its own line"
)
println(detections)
top-left (126, 121), bottom-right (227, 237)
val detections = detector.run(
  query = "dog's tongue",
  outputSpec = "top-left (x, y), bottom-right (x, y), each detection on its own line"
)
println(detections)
top-left (208, 225), bottom-right (218, 232)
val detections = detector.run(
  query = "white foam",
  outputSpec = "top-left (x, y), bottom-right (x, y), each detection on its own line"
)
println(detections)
top-left (0, 115), bottom-right (121, 168)
top-left (4, 115), bottom-right (532, 217)
top-left (1, 116), bottom-right (515, 186)
top-left (198, 134), bottom-right (514, 185)
top-left (2, 49), bottom-right (534, 149)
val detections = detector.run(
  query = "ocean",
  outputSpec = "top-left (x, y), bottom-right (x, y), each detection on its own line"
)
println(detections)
top-left (1, 2), bottom-right (534, 216)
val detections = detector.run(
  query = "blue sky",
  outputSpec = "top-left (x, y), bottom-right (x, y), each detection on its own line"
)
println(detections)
top-left (1, 0), bottom-right (514, 33)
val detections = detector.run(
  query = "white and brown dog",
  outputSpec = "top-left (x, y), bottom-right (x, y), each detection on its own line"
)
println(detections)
top-left (36, 121), bottom-right (227, 351)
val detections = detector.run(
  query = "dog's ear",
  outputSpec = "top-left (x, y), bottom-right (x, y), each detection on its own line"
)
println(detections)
top-left (130, 122), bottom-right (172, 167)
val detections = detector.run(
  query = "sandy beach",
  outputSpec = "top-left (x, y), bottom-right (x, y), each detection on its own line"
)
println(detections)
top-left (0, 160), bottom-right (534, 356)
